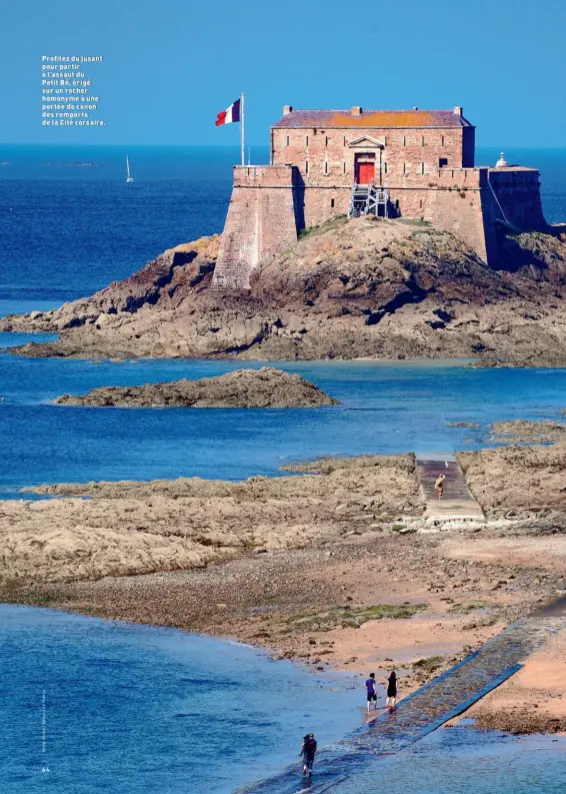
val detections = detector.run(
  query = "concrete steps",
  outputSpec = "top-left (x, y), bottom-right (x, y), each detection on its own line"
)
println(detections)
top-left (417, 458), bottom-right (484, 522)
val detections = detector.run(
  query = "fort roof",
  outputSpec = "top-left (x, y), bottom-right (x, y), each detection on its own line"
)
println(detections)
top-left (272, 108), bottom-right (473, 129)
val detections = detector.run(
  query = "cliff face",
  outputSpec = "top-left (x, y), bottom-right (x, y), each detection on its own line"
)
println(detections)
top-left (4, 217), bottom-right (566, 365)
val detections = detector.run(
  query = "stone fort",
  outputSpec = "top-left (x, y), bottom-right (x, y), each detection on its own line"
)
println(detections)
top-left (212, 105), bottom-right (546, 289)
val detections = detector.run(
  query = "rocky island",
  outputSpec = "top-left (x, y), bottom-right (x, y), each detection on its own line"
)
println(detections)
top-left (55, 367), bottom-right (339, 408)
top-left (3, 216), bottom-right (566, 366)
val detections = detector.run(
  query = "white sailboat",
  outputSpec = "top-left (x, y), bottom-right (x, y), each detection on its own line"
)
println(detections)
top-left (126, 156), bottom-right (134, 183)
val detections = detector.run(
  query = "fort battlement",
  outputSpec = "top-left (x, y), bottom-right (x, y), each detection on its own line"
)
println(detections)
top-left (234, 164), bottom-right (294, 187)
top-left (212, 106), bottom-right (547, 289)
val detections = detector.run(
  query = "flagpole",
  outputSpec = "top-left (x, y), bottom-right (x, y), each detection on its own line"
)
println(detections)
top-left (241, 93), bottom-right (245, 166)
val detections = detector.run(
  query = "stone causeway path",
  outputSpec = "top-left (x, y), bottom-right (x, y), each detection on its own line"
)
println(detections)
top-left (416, 458), bottom-right (484, 522)
top-left (236, 596), bottom-right (566, 794)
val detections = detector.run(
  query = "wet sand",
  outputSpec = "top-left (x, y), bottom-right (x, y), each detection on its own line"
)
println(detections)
top-left (4, 529), bottom-right (565, 733)
top-left (2, 440), bottom-right (566, 734)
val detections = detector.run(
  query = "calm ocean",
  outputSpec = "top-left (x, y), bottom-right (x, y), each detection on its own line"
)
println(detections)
top-left (1, 145), bottom-right (566, 792)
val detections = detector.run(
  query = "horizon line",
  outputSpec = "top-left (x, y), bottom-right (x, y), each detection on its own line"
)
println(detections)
top-left (2, 142), bottom-right (566, 150)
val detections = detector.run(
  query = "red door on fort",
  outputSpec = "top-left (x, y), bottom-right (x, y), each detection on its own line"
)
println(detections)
top-left (357, 162), bottom-right (375, 184)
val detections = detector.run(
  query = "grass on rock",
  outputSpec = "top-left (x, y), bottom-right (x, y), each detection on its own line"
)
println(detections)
top-left (412, 655), bottom-right (444, 673)
top-left (450, 600), bottom-right (492, 614)
top-left (282, 603), bottom-right (428, 632)
top-left (298, 215), bottom-right (348, 240)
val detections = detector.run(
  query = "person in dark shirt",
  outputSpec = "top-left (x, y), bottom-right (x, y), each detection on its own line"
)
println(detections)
top-left (300, 733), bottom-right (317, 777)
top-left (365, 672), bottom-right (377, 713)
top-left (386, 670), bottom-right (397, 711)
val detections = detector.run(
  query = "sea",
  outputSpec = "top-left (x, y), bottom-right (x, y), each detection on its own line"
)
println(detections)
top-left (1, 144), bottom-right (566, 792)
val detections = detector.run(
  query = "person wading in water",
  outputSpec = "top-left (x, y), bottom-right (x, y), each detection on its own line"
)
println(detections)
top-left (300, 733), bottom-right (317, 777)
top-left (386, 670), bottom-right (398, 711)
top-left (365, 672), bottom-right (377, 713)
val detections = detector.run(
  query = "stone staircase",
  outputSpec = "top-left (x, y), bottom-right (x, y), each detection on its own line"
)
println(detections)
top-left (347, 183), bottom-right (391, 218)
top-left (416, 458), bottom-right (484, 522)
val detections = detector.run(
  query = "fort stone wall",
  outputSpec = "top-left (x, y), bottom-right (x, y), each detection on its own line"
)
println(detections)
top-left (213, 106), bottom-right (547, 290)
top-left (212, 166), bottom-right (298, 289)
top-left (485, 168), bottom-right (546, 231)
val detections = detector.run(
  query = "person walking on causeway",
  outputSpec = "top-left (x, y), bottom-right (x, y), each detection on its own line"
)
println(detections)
top-left (386, 670), bottom-right (397, 712)
top-left (300, 733), bottom-right (317, 777)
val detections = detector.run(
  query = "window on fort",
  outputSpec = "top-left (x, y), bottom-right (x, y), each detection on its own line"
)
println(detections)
top-left (403, 162), bottom-right (407, 174)
top-left (331, 198), bottom-right (335, 208)
top-left (420, 199), bottom-right (423, 208)
top-left (306, 135), bottom-right (309, 146)
top-left (384, 162), bottom-right (388, 174)
top-left (421, 162), bottom-right (425, 174)
top-left (395, 199), bottom-right (400, 211)
top-left (384, 136), bottom-right (387, 145)
top-left (439, 157), bottom-right (448, 167)
top-left (421, 136), bottom-right (425, 147)
top-left (343, 162), bottom-right (346, 173)
top-left (343, 136), bottom-right (346, 146)
top-left (286, 136), bottom-right (289, 146)
top-left (325, 136), bottom-right (329, 147)
top-left (324, 161), bottom-right (328, 174)
top-left (402, 135), bottom-right (406, 146)
top-left (441, 135), bottom-right (445, 146)
top-left (305, 161), bottom-right (309, 174)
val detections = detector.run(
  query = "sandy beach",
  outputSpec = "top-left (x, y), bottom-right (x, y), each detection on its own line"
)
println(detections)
top-left (2, 439), bottom-right (566, 734)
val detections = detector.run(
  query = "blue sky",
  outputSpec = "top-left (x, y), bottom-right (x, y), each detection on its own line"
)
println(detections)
top-left (1, 0), bottom-right (565, 146)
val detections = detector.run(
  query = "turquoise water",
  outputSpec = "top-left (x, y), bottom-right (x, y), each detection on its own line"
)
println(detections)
top-left (0, 605), bottom-right (362, 794)
top-left (2, 145), bottom-right (566, 791)
top-left (329, 729), bottom-right (566, 794)
top-left (3, 605), bottom-right (565, 794)
top-left (0, 345), bottom-right (565, 496)
top-left (3, 603), bottom-right (565, 794)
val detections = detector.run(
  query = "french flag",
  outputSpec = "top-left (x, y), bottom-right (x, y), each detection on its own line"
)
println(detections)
top-left (215, 97), bottom-right (241, 126)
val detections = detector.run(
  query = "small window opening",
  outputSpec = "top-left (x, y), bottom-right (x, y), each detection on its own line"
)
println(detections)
top-left (305, 161), bottom-right (309, 174)
top-left (438, 157), bottom-right (448, 167)
top-left (402, 135), bottom-right (406, 146)
top-left (395, 199), bottom-right (400, 211)
top-left (421, 162), bottom-right (425, 175)
top-left (324, 161), bottom-right (328, 174)
top-left (419, 199), bottom-right (423, 208)
top-left (286, 136), bottom-right (289, 146)
top-left (343, 161), bottom-right (346, 173)
top-left (441, 135), bottom-right (445, 146)
top-left (331, 198), bottom-right (335, 209)
top-left (384, 162), bottom-right (388, 174)
top-left (325, 136), bottom-right (329, 147)
top-left (306, 135), bottom-right (309, 146)
top-left (403, 162), bottom-right (407, 174)
top-left (421, 135), bottom-right (425, 147)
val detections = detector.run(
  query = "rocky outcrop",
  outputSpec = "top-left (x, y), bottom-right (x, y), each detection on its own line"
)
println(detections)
top-left (55, 368), bottom-right (338, 408)
top-left (458, 440), bottom-right (566, 519)
top-left (4, 217), bottom-right (566, 365)
top-left (488, 420), bottom-right (566, 444)
top-left (3, 454), bottom-right (421, 583)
